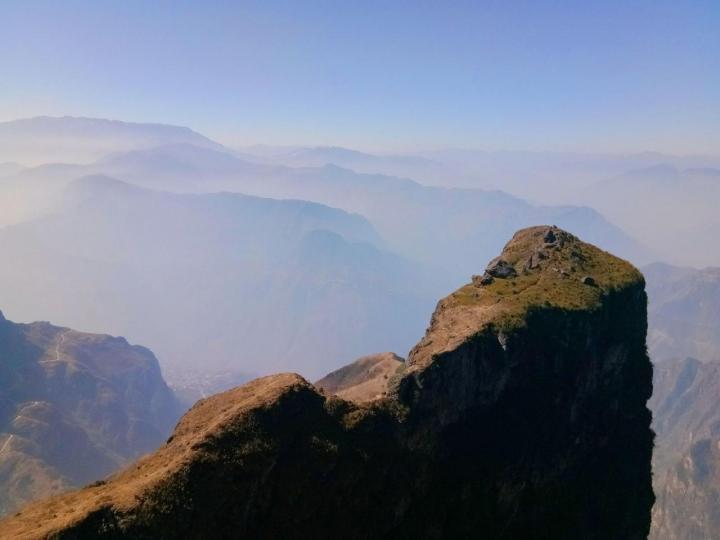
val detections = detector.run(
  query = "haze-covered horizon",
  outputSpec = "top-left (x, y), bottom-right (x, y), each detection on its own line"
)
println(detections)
top-left (2, 1), bottom-right (719, 155)
top-left (2, 114), bottom-right (719, 167)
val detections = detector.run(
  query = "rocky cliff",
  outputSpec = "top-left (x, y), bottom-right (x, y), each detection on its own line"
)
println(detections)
top-left (643, 263), bottom-right (720, 364)
top-left (650, 358), bottom-right (720, 539)
top-left (0, 311), bottom-right (181, 518)
top-left (0, 226), bottom-right (654, 539)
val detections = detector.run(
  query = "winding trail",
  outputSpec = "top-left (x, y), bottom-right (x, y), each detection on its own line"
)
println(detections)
top-left (54, 330), bottom-right (70, 362)
top-left (0, 434), bottom-right (14, 455)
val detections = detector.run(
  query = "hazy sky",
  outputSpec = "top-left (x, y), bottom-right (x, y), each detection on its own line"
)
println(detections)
top-left (1, 0), bottom-right (718, 153)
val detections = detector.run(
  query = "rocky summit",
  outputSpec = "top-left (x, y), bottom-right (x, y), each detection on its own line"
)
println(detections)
top-left (0, 226), bottom-right (654, 540)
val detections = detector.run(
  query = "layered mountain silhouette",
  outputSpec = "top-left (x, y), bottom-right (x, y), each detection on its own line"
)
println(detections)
top-left (0, 176), bottom-right (438, 377)
top-left (85, 143), bottom-right (652, 274)
top-left (0, 116), bottom-right (221, 165)
top-left (644, 263), bottom-right (720, 363)
top-left (643, 264), bottom-right (720, 539)
top-left (0, 133), bottom-right (651, 270)
top-left (0, 311), bottom-right (180, 517)
top-left (0, 226), bottom-right (654, 539)
top-left (583, 166), bottom-right (720, 266)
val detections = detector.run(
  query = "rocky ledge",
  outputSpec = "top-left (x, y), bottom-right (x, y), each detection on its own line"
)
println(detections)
top-left (0, 226), bottom-right (654, 540)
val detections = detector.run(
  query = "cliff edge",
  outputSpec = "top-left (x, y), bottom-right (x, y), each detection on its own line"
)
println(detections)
top-left (0, 226), bottom-right (654, 540)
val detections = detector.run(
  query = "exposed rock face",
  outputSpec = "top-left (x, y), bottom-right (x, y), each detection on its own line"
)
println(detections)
top-left (484, 257), bottom-right (518, 279)
top-left (0, 314), bottom-right (181, 518)
top-left (0, 226), bottom-right (654, 539)
top-left (652, 437), bottom-right (720, 540)
top-left (642, 264), bottom-right (720, 539)
top-left (650, 358), bottom-right (720, 539)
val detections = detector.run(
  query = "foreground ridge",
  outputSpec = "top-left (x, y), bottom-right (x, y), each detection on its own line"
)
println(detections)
top-left (0, 226), bottom-right (654, 540)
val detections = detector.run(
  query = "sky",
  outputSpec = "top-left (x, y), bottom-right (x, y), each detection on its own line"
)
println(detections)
top-left (0, 0), bottom-right (718, 153)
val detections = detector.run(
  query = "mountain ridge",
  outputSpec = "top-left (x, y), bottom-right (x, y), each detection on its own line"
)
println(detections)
top-left (0, 312), bottom-right (181, 517)
top-left (0, 226), bottom-right (654, 539)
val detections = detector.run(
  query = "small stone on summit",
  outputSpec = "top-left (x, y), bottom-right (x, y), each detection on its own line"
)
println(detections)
top-left (472, 274), bottom-right (494, 286)
top-left (485, 257), bottom-right (517, 279)
top-left (543, 229), bottom-right (557, 244)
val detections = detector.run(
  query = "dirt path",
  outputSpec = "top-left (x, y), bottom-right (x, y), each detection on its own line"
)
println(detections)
top-left (54, 330), bottom-right (71, 362)
top-left (0, 434), bottom-right (14, 455)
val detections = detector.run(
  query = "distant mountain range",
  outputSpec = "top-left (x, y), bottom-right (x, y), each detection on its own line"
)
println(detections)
top-left (0, 226), bottom-right (655, 539)
top-left (642, 262), bottom-right (720, 539)
top-left (583, 166), bottom-right (720, 267)
top-left (0, 116), bottom-right (221, 165)
top-left (650, 358), bottom-right (720, 539)
top-left (0, 310), bottom-right (180, 517)
top-left (0, 116), bottom-right (656, 380)
top-left (3, 140), bottom-right (650, 269)
top-left (0, 175), bottom-right (438, 377)
top-left (644, 263), bottom-right (720, 363)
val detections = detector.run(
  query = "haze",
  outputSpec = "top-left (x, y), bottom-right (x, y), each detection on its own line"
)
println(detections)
top-left (0, 1), bottom-right (718, 382)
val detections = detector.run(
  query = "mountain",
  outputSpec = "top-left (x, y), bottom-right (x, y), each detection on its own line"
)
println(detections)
top-left (650, 358), bottom-right (720, 539)
top-left (253, 145), bottom-right (445, 181)
top-left (651, 358), bottom-right (720, 472)
top-left (0, 310), bottom-right (180, 517)
top-left (652, 437), bottom-right (720, 540)
top-left (0, 226), bottom-right (654, 539)
top-left (0, 176), bottom-right (439, 377)
top-left (0, 116), bottom-right (223, 165)
top-left (644, 263), bottom-right (720, 363)
top-left (642, 263), bottom-right (720, 539)
top-left (94, 143), bottom-right (272, 192)
top-left (248, 146), bottom-right (720, 202)
top-left (582, 166), bottom-right (720, 266)
top-left (0, 136), bottom-right (652, 273)
top-left (81, 143), bottom-right (652, 277)
top-left (314, 352), bottom-right (404, 403)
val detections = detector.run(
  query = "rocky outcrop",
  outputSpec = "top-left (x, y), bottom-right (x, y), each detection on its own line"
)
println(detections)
top-left (0, 314), bottom-right (181, 518)
top-left (0, 226), bottom-right (654, 539)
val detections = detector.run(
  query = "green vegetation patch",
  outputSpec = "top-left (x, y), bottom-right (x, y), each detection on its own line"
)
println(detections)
top-left (446, 227), bottom-right (642, 332)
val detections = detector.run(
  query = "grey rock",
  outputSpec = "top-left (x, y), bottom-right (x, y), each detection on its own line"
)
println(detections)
top-left (485, 257), bottom-right (517, 279)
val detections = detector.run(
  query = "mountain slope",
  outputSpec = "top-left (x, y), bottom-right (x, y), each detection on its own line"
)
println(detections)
top-left (0, 310), bottom-right (180, 517)
top-left (0, 226), bottom-right (653, 539)
top-left (0, 176), bottom-right (438, 377)
top-left (583, 166), bottom-right (720, 266)
top-left (86, 143), bottom-right (652, 275)
top-left (315, 352), bottom-right (404, 403)
top-left (644, 263), bottom-right (720, 362)
top-left (0, 116), bottom-right (222, 165)
top-left (650, 358), bottom-right (720, 539)
top-left (643, 263), bottom-right (720, 539)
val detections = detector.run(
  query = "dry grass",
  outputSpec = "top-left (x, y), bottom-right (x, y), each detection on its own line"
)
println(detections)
top-left (409, 226), bottom-right (643, 369)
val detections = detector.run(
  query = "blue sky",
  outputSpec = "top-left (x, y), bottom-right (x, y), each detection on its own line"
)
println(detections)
top-left (1, 0), bottom-right (718, 153)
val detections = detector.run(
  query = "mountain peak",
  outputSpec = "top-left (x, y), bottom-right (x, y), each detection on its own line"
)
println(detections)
top-left (408, 225), bottom-right (642, 370)
top-left (0, 226), bottom-right (653, 539)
